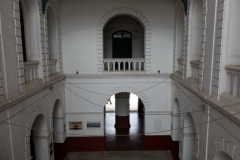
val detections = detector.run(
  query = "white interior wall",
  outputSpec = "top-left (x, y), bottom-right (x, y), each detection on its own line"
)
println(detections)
top-left (60, 0), bottom-right (175, 74)
top-left (65, 74), bottom-right (172, 136)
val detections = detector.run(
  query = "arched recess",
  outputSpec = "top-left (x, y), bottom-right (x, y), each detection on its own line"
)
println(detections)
top-left (214, 152), bottom-right (233, 160)
top-left (209, 137), bottom-right (239, 160)
top-left (44, 1), bottom-right (63, 77)
top-left (172, 98), bottom-right (181, 141)
top-left (25, 106), bottom-right (50, 160)
top-left (173, 4), bottom-right (185, 74)
top-left (100, 86), bottom-right (150, 111)
top-left (186, 0), bottom-right (203, 78)
top-left (30, 114), bottom-right (49, 160)
top-left (19, 0), bottom-right (41, 62)
top-left (97, 7), bottom-right (152, 73)
top-left (182, 113), bottom-right (197, 160)
top-left (52, 99), bottom-right (65, 143)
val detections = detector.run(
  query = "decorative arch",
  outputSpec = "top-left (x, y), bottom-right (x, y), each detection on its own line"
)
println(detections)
top-left (24, 106), bottom-right (49, 160)
top-left (44, 0), bottom-right (63, 76)
top-left (209, 138), bottom-right (239, 160)
top-left (100, 86), bottom-right (150, 111)
top-left (173, 3), bottom-right (185, 73)
top-left (182, 111), bottom-right (200, 158)
top-left (97, 7), bottom-right (152, 73)
top-left (50, 98), bottom-right (64, 129)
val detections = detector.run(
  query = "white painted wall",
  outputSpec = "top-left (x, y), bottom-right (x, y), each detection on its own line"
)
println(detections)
top-left (64, 74), bottom-right (172, 136)
top-left (60, 0), bottom-right (175, 74)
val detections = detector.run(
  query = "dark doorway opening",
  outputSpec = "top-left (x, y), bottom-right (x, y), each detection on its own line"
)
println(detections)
top-left (112, 31), bottom-right (132, 70)
top-left (30, 130), bottom-right (36, 160)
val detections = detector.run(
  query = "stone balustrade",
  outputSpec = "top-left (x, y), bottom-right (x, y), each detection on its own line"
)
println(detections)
top-left (103, 58), bottom-right (145, 71)
top-left (225, 65), bottom-right (240, 97)
top-left (177, 58), bottom-right (183, 73)
top-left (190, 60), bottom-right (199, 79)
top-left (49, 59), bottom-right (57, 75)
top-left (24, 61), bottom-right (39, 83)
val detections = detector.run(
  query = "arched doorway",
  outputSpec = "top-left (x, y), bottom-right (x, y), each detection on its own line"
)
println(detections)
top-left (214, 151), bottom-right (233, 160)
top-left (104, 92), bottom-right (144, 151)
top-left (30, 114), bottom-right (49, 160)
top-left (52, 100), bottom-right (65, 159)
top-left (171, 99), bottom-right (181, 158)
top-left (182, 113), bottom-right (196, 160)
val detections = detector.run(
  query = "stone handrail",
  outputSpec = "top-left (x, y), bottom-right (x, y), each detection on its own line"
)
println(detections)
top-left (190, 60), bottom-right (199, 79)
top-left (103, 58), bottom-right (145, 71)
top-left (49, 59), bottom-right (57, 75)
top-left (225, 65), bottom-right (240, 97)
top-left (24, 61), bottom-right (39, 83)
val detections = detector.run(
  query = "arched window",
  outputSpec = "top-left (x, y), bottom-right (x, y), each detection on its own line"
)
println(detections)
top-left (19, 2), bottom-right (27, 62)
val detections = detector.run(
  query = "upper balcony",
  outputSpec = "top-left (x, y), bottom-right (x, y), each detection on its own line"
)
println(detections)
top-left (103, 58), bottom-right (145, 73)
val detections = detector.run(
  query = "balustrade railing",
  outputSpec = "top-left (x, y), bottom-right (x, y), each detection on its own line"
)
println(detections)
top-left (225, 65), bottom-right (240, 97)
top-left (177, 58), bottom-right (183, 73)
top-left (103, 58), bottom-right (145, 71)
top-left (190, 60), bottom-right (199, 79)
top-left (49, 59), bottom-right (57, 75)
top-left (24, 61), bottom-right (39, 83)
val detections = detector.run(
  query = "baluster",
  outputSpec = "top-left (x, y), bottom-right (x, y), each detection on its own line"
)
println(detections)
top-left (123, 61), bottom-right (126, 71)
top-left (233, 74), bottom-right (239, 96)
top-left (107, 62), bottom-right (110, 71)
top-left (133, 61), bottom-right (136, 70)
top-left (24, 68), bottom-right (27, 83)
top-left (128, 61), bottom-right (131, 70)
top-left (113, 62), bottom-right (115, 71)
top-left (36, 66), bottom-right (39, 79)
top-left (33, 66), bottom-right (36, 80)
top-left (226, 72), bottom-right (232, 94)
top-left (139, 61), bottom-right (141, 70)
top-left (118, 61), bottom-right (121, 71)
top-left (30, 67), bottom-right (33, 81)
top-left (34, 66), bottom-right (37, 79)
top-left (196, 67), bottom-right (199, 79)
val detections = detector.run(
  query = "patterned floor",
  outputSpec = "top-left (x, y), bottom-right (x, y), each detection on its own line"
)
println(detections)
top-left (65, 151), bottom-right (173, 160)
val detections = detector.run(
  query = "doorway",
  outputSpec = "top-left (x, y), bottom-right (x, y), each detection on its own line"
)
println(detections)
top-left (112, 31), bottom-right (132, 70)
top-left (104, 93), bottom-right (144, 151)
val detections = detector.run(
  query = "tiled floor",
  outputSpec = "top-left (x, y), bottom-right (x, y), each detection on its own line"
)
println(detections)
top-left (104, 112), bottom-right (144, 151)
top-left (65, 151), bottom-right (173, 160)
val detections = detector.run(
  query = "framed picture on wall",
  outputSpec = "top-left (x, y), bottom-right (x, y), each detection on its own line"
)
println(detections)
top-left (69, 122), bottom-right (82, 130)
top-left (87, 121), bottom-right (101, 130)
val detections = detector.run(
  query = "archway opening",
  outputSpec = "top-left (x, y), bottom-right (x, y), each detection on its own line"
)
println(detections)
top-left (171, 99), bottom-right (181, 158)
top-left (214, 151), bottom-right (233, 160)
top-left (52, 100), bottom-right (65, 159)
top-left (103, 15), bottom-right (144, 71)
top-left (30, 114), bottom-right (49, 160)
top-left (104, 92), bottom-right (144, 151)
top-left (182, 113), bottom-right (196, 160)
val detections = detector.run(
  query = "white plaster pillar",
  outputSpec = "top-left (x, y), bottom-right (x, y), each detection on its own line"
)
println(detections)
top-left (115, 93), bottom-right (131, 129)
